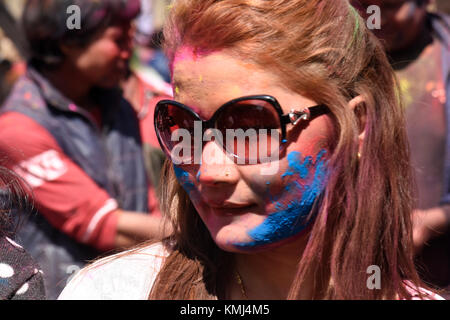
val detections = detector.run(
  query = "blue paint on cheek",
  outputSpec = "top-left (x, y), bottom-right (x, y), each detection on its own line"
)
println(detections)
top-left (173, 165), bottom-right (196, 194)
top-left (233, 149), bottom-right (328, 249)
top-left (281, 152), bottom-right (316, 179)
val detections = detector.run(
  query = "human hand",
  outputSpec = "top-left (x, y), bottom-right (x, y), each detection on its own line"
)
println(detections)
top-left (114, 210), bottom-right (173, 249)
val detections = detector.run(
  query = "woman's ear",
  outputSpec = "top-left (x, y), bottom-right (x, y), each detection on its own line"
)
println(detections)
top-left (348, 95), bottom-right (366, 155)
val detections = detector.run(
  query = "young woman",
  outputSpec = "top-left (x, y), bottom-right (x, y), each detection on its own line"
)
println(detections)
top-left (59, 0), bottom-right (442, 300)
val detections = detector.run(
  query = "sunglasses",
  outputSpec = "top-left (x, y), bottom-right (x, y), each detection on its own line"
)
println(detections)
top-left (154, 95), bottom-right (329, 165)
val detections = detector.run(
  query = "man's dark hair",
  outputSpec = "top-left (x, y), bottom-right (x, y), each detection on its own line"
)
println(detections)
top-left (22, 0), bottom-right (140, 69)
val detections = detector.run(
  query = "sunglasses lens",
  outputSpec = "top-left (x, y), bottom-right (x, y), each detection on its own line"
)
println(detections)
top-left (216, 100), bottom-right (282, 163)
top-left (155, 102), bottom-right (198, 164)
top-left (155, 98), bottom-right (285, 165)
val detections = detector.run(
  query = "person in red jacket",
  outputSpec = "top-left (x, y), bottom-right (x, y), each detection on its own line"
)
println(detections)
top-left (0, 0), bottom-right (170, 299)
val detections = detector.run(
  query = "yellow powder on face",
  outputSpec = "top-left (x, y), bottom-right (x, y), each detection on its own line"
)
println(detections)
top-left (231, 85), bottom-right (242, 96)
top-left (398, 78), bottom-right (412, 108)
top-left (175, 86), bottom-right (180, 95)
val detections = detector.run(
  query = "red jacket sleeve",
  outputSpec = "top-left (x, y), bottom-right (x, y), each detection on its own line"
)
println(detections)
top-left (0, 112), bottom-right (119, 252)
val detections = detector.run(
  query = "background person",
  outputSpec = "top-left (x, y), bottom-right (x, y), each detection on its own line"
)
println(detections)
top-left (351, 0), bottom-right (450, 297)
top-left (121, 26), bottom-right (172, 195)
top-left (0, 0), bottom-right (169, 299)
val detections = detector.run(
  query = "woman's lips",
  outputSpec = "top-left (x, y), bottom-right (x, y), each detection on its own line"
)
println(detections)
top-left (209, 203), bottom-right (259, 216)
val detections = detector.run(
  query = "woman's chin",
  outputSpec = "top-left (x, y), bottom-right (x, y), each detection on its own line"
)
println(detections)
top-left (212, 226), bottom-right (312, 254)
top-left (211, 225), bottom-right (257, 253)
top-left (212, 228), bottom-right (279, 254)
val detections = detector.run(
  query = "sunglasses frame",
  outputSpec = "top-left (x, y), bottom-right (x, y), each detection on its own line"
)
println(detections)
top-left (154, 95), bottom-right (329, 163)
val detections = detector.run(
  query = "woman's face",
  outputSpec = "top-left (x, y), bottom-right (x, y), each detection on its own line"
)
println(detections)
top-left (64, 23), bottom-right (133, 88)
top-left (171, 47), bottom-right (334, 253)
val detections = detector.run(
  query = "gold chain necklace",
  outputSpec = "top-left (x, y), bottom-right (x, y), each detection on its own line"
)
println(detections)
top-left (235, 270), bottom-right (248, 299)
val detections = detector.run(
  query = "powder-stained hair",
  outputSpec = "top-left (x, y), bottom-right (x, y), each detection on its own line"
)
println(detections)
top-left (149, 0), bottom-right (433, 299)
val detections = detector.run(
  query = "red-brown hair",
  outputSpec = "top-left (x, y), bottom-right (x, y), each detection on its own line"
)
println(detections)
top-left (149, 0), bottom-right (433, 299)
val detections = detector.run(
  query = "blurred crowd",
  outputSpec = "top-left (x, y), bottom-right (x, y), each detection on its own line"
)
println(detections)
top-left (0, 0), bottom-right (172, 300)
top-left (0, 0), bottom-right (449, 300)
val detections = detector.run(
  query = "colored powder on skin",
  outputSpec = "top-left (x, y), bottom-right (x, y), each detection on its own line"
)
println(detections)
top-left (281, 152), bottom-right (317, 180)
top-left (233, 149), bottom-right (328, 248)
top-left (196, 171), bottom-right (202, 182)
top-left (231, 85), bottom-right (242, 96)
top-left (173, 165), bottom-right (196, 194)
top-left (399, 78), bottom-right (413, 108)
top-left (173, 46), bottom-right (218, 65)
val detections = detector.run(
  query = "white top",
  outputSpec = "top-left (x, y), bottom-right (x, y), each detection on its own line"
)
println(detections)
top-left (58, 243), bottom-right (169, 300)
top-left (58, 242), bottom-right (445, 300)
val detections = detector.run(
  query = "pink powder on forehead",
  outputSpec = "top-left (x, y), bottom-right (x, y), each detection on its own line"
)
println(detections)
top-left (171, 46), bottom-right (222, 75)
top-left (170, 48), bottom-right (194, 80)
top-left (173, 46), bottom-right (197, 65)
top-left (174, 46), bottom-right (219, 62)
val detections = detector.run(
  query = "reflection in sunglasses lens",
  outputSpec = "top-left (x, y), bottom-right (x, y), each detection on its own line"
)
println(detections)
top-left (157, 100), bottom-right (282, 164)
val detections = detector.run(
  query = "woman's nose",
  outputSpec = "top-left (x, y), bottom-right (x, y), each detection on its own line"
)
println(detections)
top-left (196, 141), bottom-right (239, 186)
